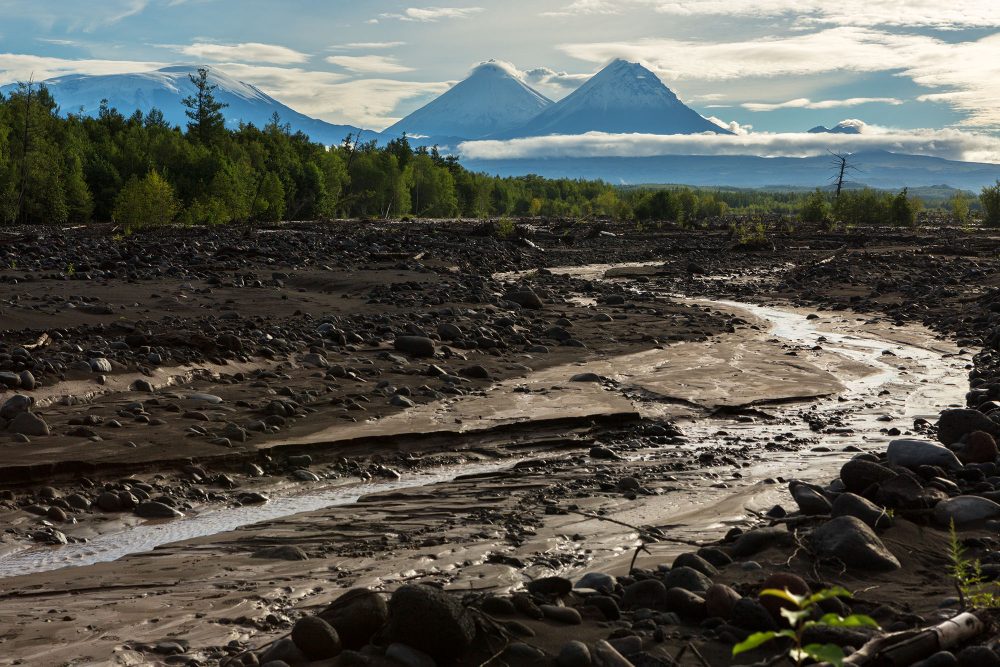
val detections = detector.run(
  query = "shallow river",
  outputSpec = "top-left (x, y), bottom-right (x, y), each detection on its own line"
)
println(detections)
top-left (0, 265), bottom-right (972, 578)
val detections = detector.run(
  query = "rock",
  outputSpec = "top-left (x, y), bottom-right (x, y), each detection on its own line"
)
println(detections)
top-left (0, 371), bottom-right (20, 388)
top-left (938, 409), bottom-right (999, 446)
top-left (293, 469), bottom-right (320, 481)
top-left (7, 411), bottom-right (49, 436)
top-left (570, 372), bottom-right (602, 383)
top-left (956, 431), bottom-right (999, 464)
top-left (131, 379), bottom-right (155, 392)
top-left (731, 597), bottom-right (777, 632)
top-left (1, 394), bottom-right (33, 419)
top-left (385, 643), bottom-right (436, 667)
top-left (258, 638), bottom-right (306, 667)
top-left (291, 616), bottom-right (341, 660)
top-left (956, 646), bottom-right (1000, 667)
top-left (663, 566), bottom-right (712, 593)
top-left (672, 552), bottom-right (719, 577)
top-left (664, 587), bottom-right (706, 621)
top-left (301, 352), bottom-right (329, 368)
top-left (809, 516), bottom-right (901, 571)
top-left (557, 640), bottom-right (592, 667)
top-left (527, 576), bottom-right (572, 597)
top-left (96, 491), bottom-right (123, 512)
top-left (505, 289), bottom-right (543, 309)
top-left (459, 365), bottom-right (490, 380)
top-left (90, 358), bottom-right (113, 373)
top-left (622, 579), bottom-right (667, 611)
top-left (386, 585), bottom-right (475, 663)
top-left (135, 501), bottom-right (184, 519)
top-left (18, 371), bottom-right (35, 390)
top-left (840, 458), bottom-right (897, 494)
top-left (887, 439), bottom-right (962, 470)
top-left (913, 652), bottom-right (958, 667)
top-left (790, 481), bottom-right (832, 515)
top-left (933, 495), bottom-right (1000, 526)
top-left (394, 336), bottom-right (436, 357)
top-left (831, 493), bottom-right (893, 530)
top-left (540, 604), bottom-right (582, 624)
top-left (704, 584), bottom-right (742, 620)
top-left (589, 445), bottom-right (620, 460)
top-left (583, 595), bottom-right (620, 621)
top-left (389, 394), bottom-right (416, 408)
top-left (759, 573), bottom-right (810, 622)
top-left (730, 526), bottom-right (794, 557)
top-left (253, 545), bottom-right (308, 561)
top-left (438, 323), bottom-right (463, 340)
top-left (575, 572), bottom-right (615, 594)
top-left (318, 588), bottom-right (388, 650)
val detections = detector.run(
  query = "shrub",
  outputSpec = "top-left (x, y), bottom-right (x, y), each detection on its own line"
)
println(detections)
top-left (113, 171), bottom-right (178, 232)
top-left (799, 189), bottom-right (830, 223)
top-left (981, 181), bottom-right (1000, 227)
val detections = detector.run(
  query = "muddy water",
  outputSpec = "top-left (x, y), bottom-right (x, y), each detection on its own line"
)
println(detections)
top-left (0, 265), bottom-right (971, 580)
top-left (0, 461), bottom-right (513, 578)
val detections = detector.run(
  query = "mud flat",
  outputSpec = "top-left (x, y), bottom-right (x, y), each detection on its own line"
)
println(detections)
top-left (0, 221), bottom-right (998, 666)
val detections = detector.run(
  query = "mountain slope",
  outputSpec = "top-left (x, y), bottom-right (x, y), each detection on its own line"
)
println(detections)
top-left (383, 60), bottom-right (552, 140)
top-left (497, 59), bottom-right (730, 138)
top-left (0, 65), bottom-right (360, 145)
top-left (462, 150), bottom-right (1000, 191)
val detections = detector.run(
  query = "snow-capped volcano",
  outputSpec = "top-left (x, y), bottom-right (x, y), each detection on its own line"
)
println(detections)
top-left (808, 119), bottom-right (867, 135)
top-left (383, 60), bottom-right (552, 140)
top-left (0, 65), bottom-right (360, 145)
top-left (497, 59), bottom-right (731, 138)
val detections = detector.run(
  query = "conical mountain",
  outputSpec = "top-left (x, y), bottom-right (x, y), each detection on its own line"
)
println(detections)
top-left (497, 59), bottom-right (730, 137)
top-left (383, 60), bottom-right (552, 140)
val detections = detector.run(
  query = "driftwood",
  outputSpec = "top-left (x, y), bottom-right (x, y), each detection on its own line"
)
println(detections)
top-left (21, 332), bottom-right (50, 350)
top-left (842, 612), bottom-right (987, 666)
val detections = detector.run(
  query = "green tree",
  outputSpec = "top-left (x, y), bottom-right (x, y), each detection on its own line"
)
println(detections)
top-left (799, 188), bottom-right (830, 223)
top-left (113, 171), bottom-right (178, 232)
top-left (182, 68), bottom-right (228, 144)
top-left (949, 190), bottom-right (970, 226)
top-left (981, 181), bottom-right (1000, 227)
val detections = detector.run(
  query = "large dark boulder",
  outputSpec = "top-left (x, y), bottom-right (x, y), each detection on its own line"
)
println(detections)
top-left (386, 585), bottom-right (475, 663)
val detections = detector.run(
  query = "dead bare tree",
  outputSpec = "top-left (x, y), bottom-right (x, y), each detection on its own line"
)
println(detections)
top-left (828, 150), bottom-right (860, 198)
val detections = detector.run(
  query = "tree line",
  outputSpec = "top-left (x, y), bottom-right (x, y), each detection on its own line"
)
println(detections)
top-left (1, 68), bottom-right (998, 229)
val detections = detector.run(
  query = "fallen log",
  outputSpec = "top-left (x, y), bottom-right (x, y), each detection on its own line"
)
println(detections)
top-left (842, 612), bottom-right (987, 666)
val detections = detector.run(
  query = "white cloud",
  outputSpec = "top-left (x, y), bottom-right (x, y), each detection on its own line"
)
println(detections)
top-left (522, 66), bottom-right (590, 91)
top-left (330, 42), bottom-right (407, 50)
top-left (706, 117), bottom-right (751, 135)
top-left (379, 6), bottom-right (483, 22)
top-left (561, 28), bottom-right (1000, 127)
top-left (742, 97), bottom-right (903, 112)
top-left (178, 42), bottom-right (309, 65)
top-left (0, 52), bottom-right (166, 83)
top-left (0, 0), bottom-right (151, 31)
top-left (325, 55), bottom-right (414, 74)
top-left (458, 127), bottom-right (1000, 164)
top-left (543, 0), bottom-right (1000, 29)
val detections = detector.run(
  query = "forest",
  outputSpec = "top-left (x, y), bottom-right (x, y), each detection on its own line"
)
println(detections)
top-left (0, 69), bottom-right (997, 229)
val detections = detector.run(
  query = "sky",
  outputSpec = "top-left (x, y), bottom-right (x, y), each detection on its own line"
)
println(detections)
top-left (1, 1), bottom-right (999, 161)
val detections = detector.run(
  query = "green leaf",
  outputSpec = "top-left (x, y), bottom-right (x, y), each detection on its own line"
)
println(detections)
top-left (801, 643), bottom-right (846, 667)
top-left (781, 607), bottom-right (811, 627)
top-left (818, 613), bottom-right (880, 629)
top-left (760, 587), bottom-right (806, 607)
top-left (805, 586), bottom-right (853, 606)
top-left (732, 631), bottom-right (777, 656)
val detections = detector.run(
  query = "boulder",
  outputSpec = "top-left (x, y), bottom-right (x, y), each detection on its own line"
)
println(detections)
top-left (831, 493), bottom-right (893, 530)
top-left (318, 588), bottom-right (388, 650)
top-left (956, 431), bottom-right (999, 464)
top-left (933, 496), bottom-right (1000, 526)
top-left (790, 481), bottom-right (832, 515)
top-left (386, 585), bottom-right (475, 663)
top-left (704, 583), bottom-right (742, 620)
top-left (394, 336), bottom-right (436, 358)
top-left (557, 640), bottom-right (592, 667)
top-left (840, 458), bottom-right (897, 494)
top-left (662, 566), bottom-right (712, 593)
top-left (135, 501), bottom-right (184, 519)
top-left (291, 616), bottom-right (341, 660)
top-left (730, 526), bottom-right (794, 557)
top-left (887, 439), bottom-right (962, 471)
top-left (7, 411), bottom-right (49, 437)
top-left (505, 289), bottom-right (544, 309)
top-left (1, 394), bottom-right (33, 420)
top-left (621, 579), bottom-right (667, 611)
top-left (938, 409), bottom-right (999, 446)
top-left (809, 516), bottom-right (900, 571)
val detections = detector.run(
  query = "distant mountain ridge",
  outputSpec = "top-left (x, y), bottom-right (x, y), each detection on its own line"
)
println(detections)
top-left (0, 65), bottom-right (360, 146)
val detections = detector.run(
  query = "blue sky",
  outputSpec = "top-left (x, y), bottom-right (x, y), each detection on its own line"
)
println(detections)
top-left (1, 1), bottom-right (999, 159)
